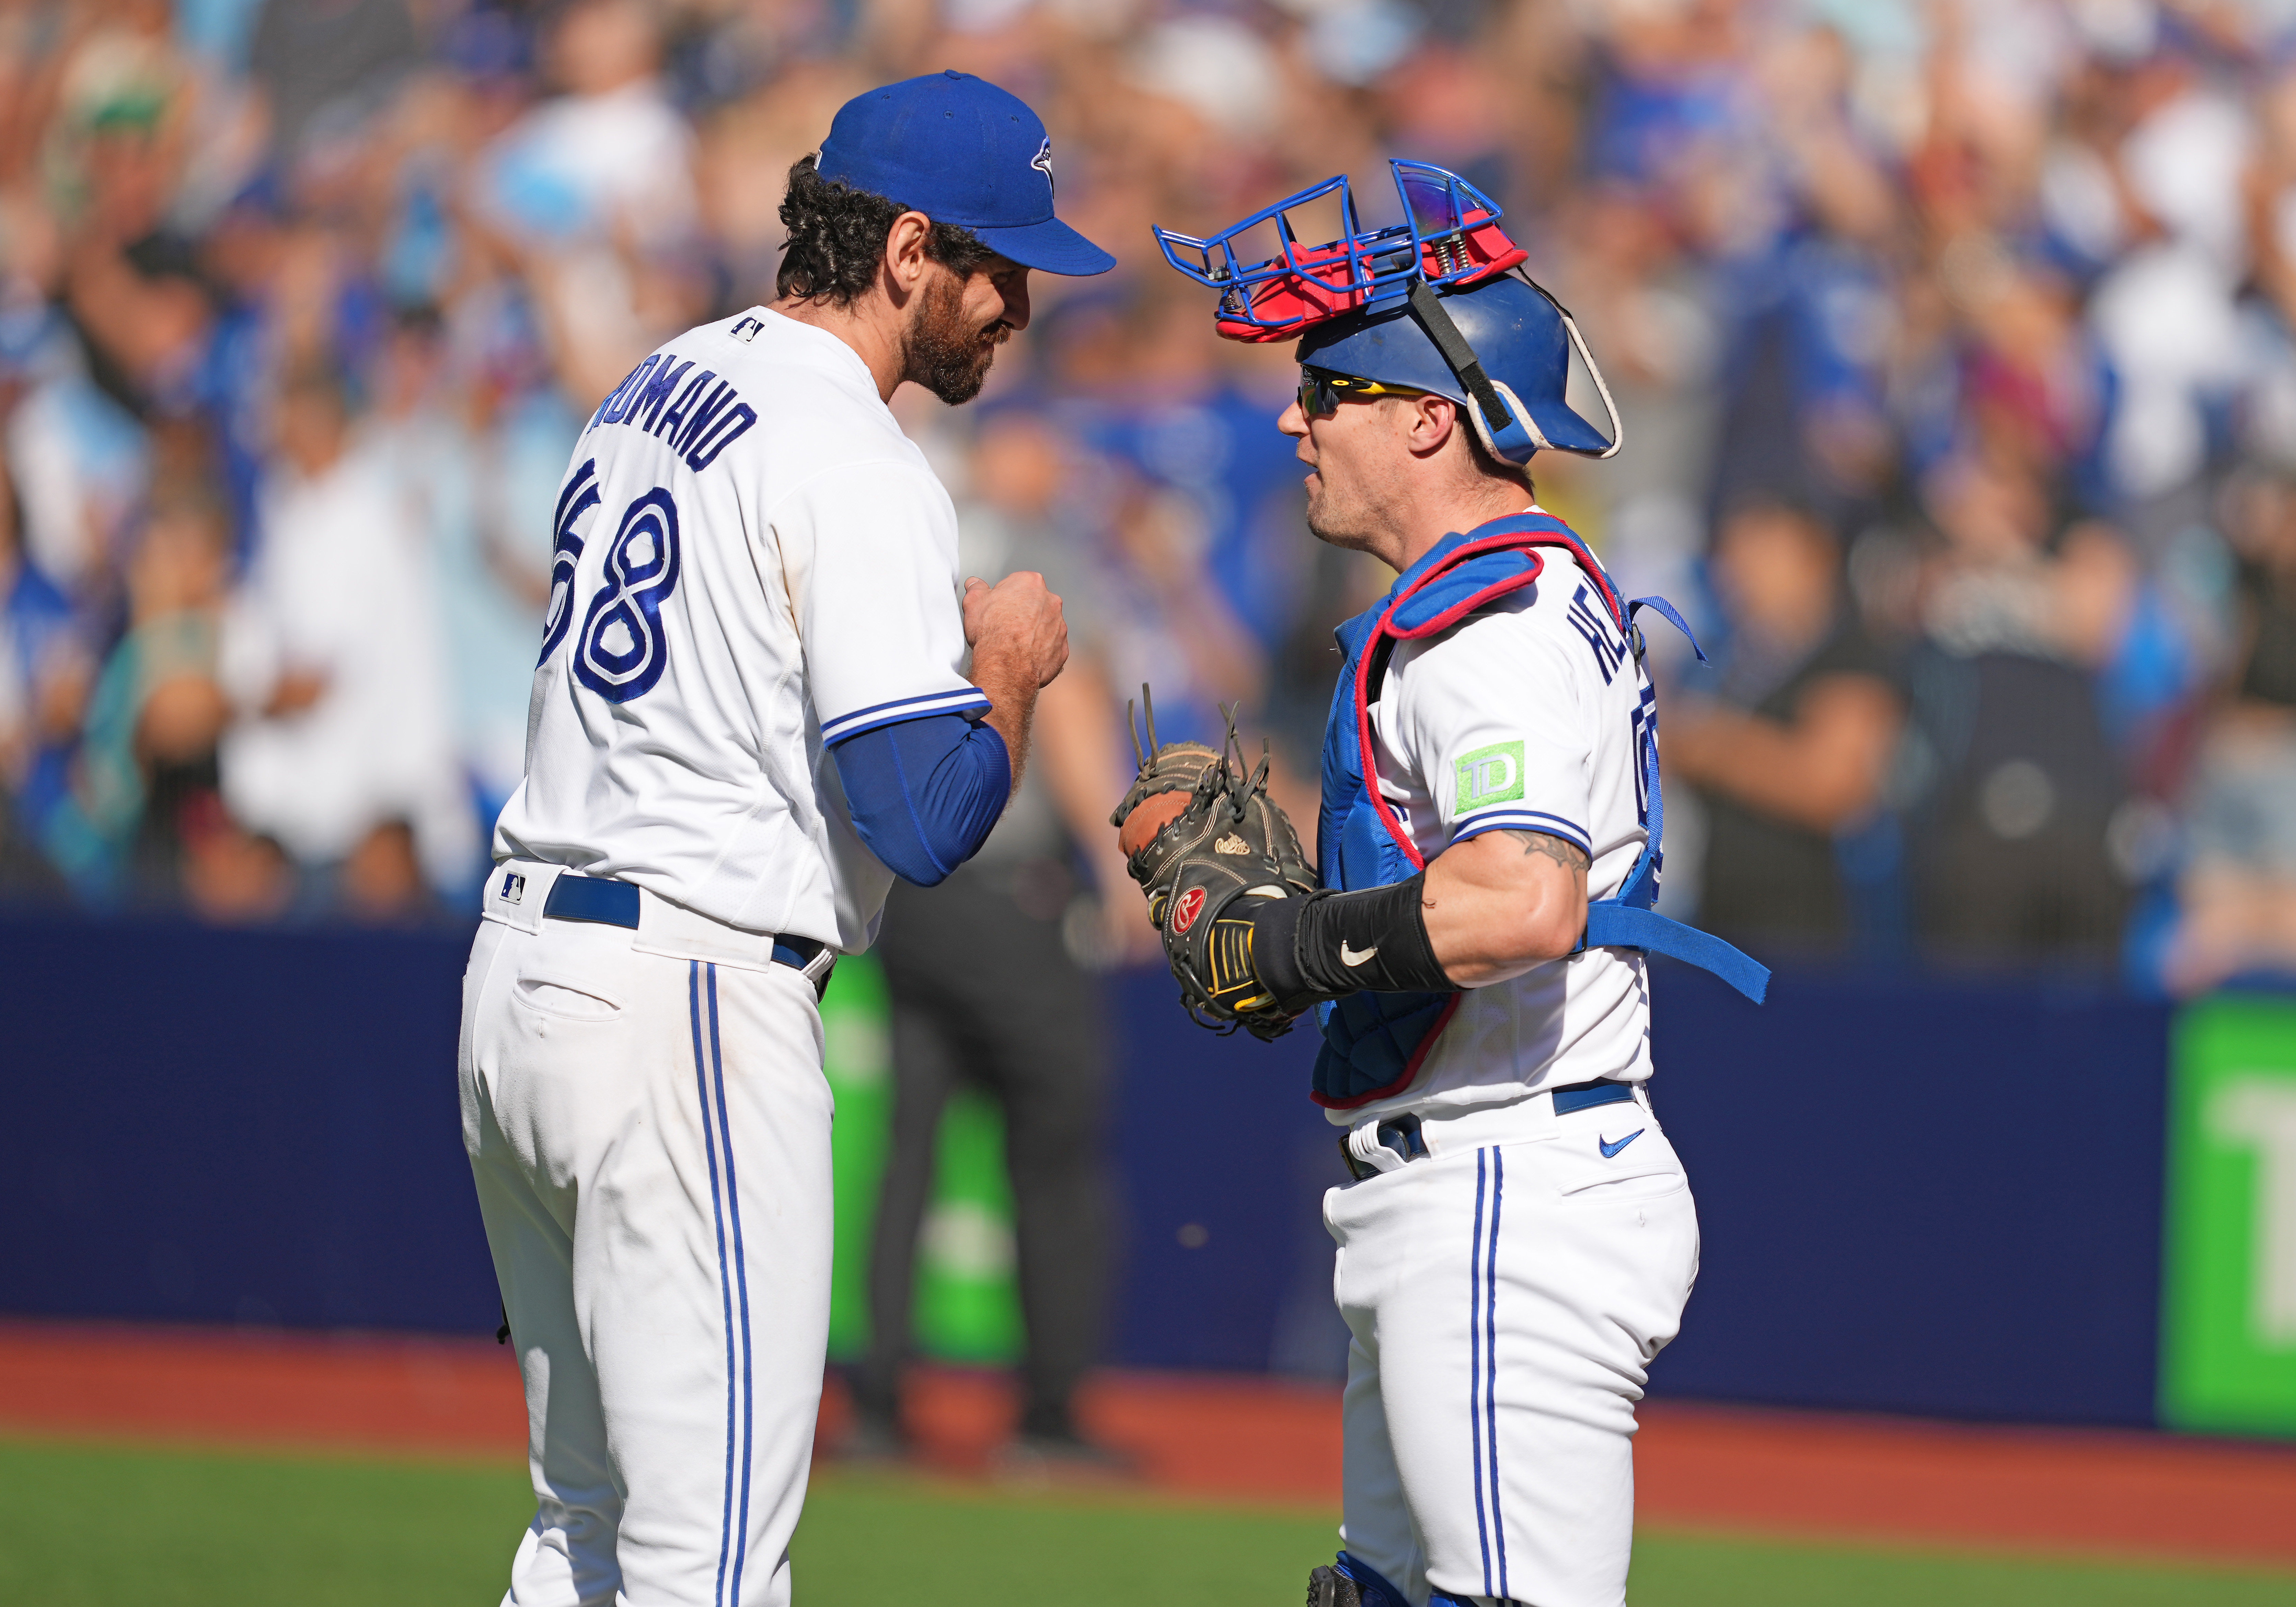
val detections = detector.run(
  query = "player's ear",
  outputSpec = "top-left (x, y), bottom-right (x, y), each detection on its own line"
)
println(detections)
top-left (1408, 393), bottom-right (1461, 459)
top-left (885, 211), bottom-right (934, 295)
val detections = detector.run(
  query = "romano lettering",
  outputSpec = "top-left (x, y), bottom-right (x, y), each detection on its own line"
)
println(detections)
top-left (588, 354), bottom-right (758, 473)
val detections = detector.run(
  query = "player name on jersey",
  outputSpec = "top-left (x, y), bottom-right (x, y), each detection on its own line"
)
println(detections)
top-left (589, 350), bottom-right (759, 473)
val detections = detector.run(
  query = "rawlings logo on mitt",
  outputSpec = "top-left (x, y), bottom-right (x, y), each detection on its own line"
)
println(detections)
top-left (1108, 688), bottom-right (1319, 1040)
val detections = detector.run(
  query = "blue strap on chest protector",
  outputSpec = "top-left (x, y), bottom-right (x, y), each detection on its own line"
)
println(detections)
top-left (1577, 598), bottom-right (1769, 1004)
top-left (1310, 519), bottom-right (1767, 1111)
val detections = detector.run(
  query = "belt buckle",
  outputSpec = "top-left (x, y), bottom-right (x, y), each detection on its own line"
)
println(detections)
top-left (798, 945), bottom-right (838, 997)
top-left (1340, 1113), bottom-right (1427, 1181)
top-left (1379, 1113), bottom-right (1426, 1165)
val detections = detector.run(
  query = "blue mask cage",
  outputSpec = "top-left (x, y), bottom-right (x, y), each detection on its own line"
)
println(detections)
top-left (1152, 161), bottom-right (1521, 338)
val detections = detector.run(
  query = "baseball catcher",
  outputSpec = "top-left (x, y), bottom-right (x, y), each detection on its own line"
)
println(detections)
top-left (1129, 159), bottom-right (1768, 1607)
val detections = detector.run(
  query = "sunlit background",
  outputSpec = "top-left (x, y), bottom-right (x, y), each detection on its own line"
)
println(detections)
top-left (2, 1), bottom-right (2295, 1604)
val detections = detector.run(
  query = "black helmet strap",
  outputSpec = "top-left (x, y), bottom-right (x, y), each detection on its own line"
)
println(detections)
top-left (1405, 280), bottom-right (1515, 437)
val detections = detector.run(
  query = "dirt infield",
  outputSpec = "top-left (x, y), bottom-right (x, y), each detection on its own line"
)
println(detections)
top-left (4, 1320), bottom-right (2293, 1568)
top-left (0, 1321), bottom-right (522, 1458)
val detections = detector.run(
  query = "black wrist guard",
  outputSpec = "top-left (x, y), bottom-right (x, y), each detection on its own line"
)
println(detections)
top-left (1249, 872), bottom-right (1458, 1008)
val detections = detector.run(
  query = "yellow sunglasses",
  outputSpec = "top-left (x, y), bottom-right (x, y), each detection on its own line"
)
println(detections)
top-left (1296, 367), bottom-right (1434, 419)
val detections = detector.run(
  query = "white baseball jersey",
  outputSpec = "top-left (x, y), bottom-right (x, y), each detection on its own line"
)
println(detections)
top-left (1340, 531), bottom-right (1656, 1127)
top-left (466, 305), bottom-right (990, 1607)
top-left (492, 308), bottom-right (987, 952)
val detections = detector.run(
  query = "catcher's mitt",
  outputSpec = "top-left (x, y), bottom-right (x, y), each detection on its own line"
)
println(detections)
top-left (1108, 688), bottom-right (1319, 1040)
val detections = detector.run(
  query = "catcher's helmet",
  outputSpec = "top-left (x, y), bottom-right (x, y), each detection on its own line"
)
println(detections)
top-left (1300, 271), bottom-right (1619, 463)
top-left (1152, 159), bottom-right (1620, 467)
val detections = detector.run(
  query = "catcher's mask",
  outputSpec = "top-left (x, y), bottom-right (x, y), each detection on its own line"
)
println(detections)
top-left (1152, 160), bottom-right (1621, 467)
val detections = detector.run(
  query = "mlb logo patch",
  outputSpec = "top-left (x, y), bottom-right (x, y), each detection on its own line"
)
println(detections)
top-left (730, 316), bottom-right (764, 342)
top-left (500, 871), bottom-right (526, 905)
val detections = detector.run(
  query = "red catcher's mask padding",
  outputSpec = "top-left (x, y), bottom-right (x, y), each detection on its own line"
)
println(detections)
top-left (1153, 160), bottom-right (1528, 343)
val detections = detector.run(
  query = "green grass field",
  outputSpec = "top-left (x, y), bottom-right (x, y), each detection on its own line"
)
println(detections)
top-left (1, 1436), bottom-right (2291, 1606)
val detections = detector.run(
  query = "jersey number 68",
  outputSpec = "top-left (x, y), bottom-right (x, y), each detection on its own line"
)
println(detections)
top-left (540, 458), bottom-right (685, 707)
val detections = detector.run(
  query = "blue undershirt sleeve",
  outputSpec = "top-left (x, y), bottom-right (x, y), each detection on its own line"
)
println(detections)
top-left (830, 712), bottom-right (1013, 886)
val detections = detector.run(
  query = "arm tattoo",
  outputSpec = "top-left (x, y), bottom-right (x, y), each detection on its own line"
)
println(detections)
top-left (1498, 829), bottom-right (1589, 887)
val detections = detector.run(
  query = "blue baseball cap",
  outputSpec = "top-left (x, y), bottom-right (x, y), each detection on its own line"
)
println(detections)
top-left (816, 71), bottom-right (1115, 278)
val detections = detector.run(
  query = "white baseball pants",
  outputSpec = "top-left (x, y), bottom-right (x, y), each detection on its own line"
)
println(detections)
top-left (459, 911), bottom-right (833, 1607)
top-left (1328, 1088), bottom-right (1699, 1607)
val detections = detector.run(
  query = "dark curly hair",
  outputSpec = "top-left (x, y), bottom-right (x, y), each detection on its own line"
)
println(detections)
top-left (775, 155), bottom-right (1000, 306)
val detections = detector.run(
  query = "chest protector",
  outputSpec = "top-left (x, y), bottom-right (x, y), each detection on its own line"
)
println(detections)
top-left (1312, 513), bottom-right (1770, 1109)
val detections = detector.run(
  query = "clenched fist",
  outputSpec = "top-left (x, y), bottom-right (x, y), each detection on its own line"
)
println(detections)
top-left (964, 571), bottom-right (1069, 690)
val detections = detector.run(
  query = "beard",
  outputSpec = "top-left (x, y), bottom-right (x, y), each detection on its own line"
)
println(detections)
top-left (904, 273), bottom-right (1009, 405)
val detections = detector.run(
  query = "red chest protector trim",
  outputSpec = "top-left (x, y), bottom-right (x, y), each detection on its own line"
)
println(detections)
top-left (1312, 515), bottom-right (1623, 1110)
top-left (1350, 529), bottom-right (1620, 876)
top-left (1312, 513), bottom-right (1768, 1111)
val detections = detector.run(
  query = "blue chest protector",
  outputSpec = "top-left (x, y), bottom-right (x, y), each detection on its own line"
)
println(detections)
top-left (1311, 513), bottom-right (1770, 1110)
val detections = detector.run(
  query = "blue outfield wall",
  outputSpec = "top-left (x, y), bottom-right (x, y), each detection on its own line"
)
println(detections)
top-left (0, 915), bottom-right (486, 1332)
top-left (0, 915), bottom-right (2169, 1427)
top-left (1642, 964), bottom-right (2168, 1428)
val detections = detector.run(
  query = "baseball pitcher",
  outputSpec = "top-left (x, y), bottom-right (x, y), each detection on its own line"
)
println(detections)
top-left (1116, 163), bottom-right (1768, 1607)
top-left (458, 72), bottom-right (1111, 1607)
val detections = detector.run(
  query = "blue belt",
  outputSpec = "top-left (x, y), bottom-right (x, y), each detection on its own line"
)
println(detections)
top-left (542, 874), bottom-right (835, 995)
top-left (1339, 1078), bottom-right (1637, 1181)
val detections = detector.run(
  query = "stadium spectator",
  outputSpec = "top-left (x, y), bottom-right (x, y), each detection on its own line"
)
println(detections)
top-left (215, 362), bottom-right (471, 911)
top-left (365, 303), bottom-right (560, 838)
top-left (475, 0), bottom-right (704, 407)
top-left (177, 787), bottom-right (292, 924)
top-left (51, 6), bottom-right (215, 429)
top-left (1663, 499), bottom-right (1903, 956)
top-left (2169, 471), bottom-right (2296, 990)
top-left (1062, 282), bottom-right (1315, 660)
top-left (1901, 453), bottom-right (2134, 962)
top-left (0, 442), bottom-right (97, 898)
top-left (65, 479), bottom-right (232, 902)
top-left (246, 0), bottom-right (421, 165)
top-left (0, 453), bottom-right (72, 900)
top-left (0, 0), bottom-right (2285, 983)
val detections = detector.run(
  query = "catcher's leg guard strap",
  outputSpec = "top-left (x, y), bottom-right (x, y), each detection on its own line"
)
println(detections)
top-left (1309, 1552), bottom-right (1413, 1607)
top-left (1255, 872), bottom-right (1458, 1002)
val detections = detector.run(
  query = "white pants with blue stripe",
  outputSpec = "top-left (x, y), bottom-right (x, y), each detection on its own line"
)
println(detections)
top-left (459, 914), bottom-right (833, 1607)
top-left (1328, 1088), bottom-right (1698, 1607)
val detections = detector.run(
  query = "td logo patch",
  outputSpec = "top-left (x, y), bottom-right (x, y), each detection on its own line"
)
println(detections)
top-left (1456, 741), bottom-right (1525, 809)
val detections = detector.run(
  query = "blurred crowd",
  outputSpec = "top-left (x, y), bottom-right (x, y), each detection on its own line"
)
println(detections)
top-left (8, 0), bottom-right (2296, 992)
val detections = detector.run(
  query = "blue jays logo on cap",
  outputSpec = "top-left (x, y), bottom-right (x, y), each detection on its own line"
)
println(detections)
top-left (816, 71), bottom-right (1112, 278)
